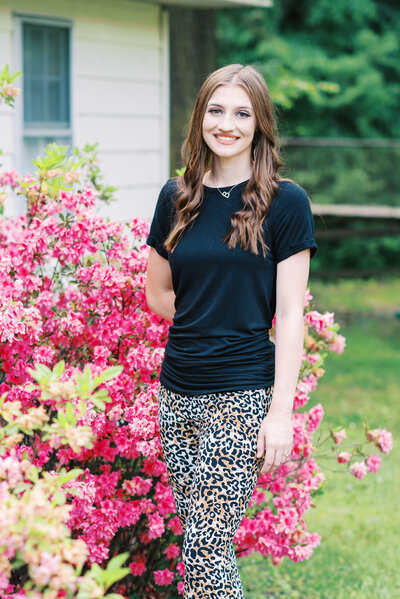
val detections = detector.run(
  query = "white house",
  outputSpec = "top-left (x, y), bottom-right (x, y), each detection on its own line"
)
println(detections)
top-left (0, 0), bottom-right (270, 221)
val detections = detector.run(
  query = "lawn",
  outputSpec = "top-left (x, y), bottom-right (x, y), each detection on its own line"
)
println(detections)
top-left (239, 276), bottom-right (400, 599)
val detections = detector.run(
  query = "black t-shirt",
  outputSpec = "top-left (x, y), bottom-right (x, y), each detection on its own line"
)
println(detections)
top-left (146, 177), bottom-right (318, 395)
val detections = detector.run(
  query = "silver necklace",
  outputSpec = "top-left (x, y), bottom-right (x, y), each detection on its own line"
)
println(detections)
top-left (216, 182), bottom-right (240, 199)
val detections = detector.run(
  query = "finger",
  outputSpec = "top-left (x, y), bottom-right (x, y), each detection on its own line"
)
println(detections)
top-left (256, 433), bottom-right (265, 459)
top-left (282, 447), bottom-right (292, 462)
top-left (261, 449), bottom-right (276, 474)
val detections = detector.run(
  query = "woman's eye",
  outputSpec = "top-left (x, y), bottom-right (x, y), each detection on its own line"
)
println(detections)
top-left (207, 109), bottom-right (251, 117)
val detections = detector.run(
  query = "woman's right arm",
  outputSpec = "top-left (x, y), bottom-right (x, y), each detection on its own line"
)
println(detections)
top-left (145, 247), bottom-right (176, 323)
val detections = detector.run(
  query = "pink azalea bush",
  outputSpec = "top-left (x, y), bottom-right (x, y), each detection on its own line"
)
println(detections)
top-left (0, 70), bottom-right (393, 599)
top-left (0, 147), bottom-right (393, 597)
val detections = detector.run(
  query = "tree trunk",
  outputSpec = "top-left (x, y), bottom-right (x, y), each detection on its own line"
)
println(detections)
top-left (169, 8), bottom-right (217, 175)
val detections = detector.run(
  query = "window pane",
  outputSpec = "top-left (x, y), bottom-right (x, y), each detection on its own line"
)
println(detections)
top-left (23, 23), bottom-right (70, 127)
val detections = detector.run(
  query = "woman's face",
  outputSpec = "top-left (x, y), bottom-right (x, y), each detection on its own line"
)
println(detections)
top-left (202, 84), bottom-right (257, 162)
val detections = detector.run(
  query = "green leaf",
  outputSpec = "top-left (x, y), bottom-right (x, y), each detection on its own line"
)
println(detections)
top-left (27, 363), bottom-right (53, 384)
top-left (13, 482), bottom-right (32, 494)
top-left (27, 466), bottom-right (39, 483)
top-left (104, 567), bottom-right (131, 588)
top-left (92, 388), bottom-right (111, 400)
top-left (20, 427), bottom-right (35, 436)
top-left (91, 398), bottom-right (105, 412)
top-left (75, 365), bottom-right (93, 398)
top-left (90, 562), bottom-right (105, 583)
top-left (101, 553), bottom-right (130, 588)
top-left (65, 401), bottom-right (77, 424)
top-left (66, 487), bottom-right (82, 497)
top-left (58, 468), bottom-right (83, 486)
top-left (51, 489), bottom-right (66, 506)
top-left (106, 552), bottom-right (130, 570)
top-left (35, 363), bottom-right (54, 378)
top-left (5, 423), bottom-right (20, 436)
top-left (93, 366), bottom-right (123, 387)
top-left (52, 360), bottom-right (66, 379)
top-left (9, 70), bottom-right (22, 83)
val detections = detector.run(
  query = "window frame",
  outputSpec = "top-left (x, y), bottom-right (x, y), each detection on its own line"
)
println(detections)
top-left (14, 12), bottom-right (74, 173)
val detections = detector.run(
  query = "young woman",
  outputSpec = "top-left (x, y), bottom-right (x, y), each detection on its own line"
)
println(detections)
top-left (145, 63), bottom-right (318, 598)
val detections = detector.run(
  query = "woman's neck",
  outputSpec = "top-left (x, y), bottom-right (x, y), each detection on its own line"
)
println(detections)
top-left (204, 157), bottom-right (253, 187)
top-left (203, 170), bottom-right (252, 187)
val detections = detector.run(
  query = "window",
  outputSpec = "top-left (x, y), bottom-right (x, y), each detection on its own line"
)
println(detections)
top-left (17, 16), bottom-right (72, 173)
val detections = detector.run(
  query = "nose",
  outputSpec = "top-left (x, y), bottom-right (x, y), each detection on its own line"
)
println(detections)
top-left (217, 111), bottom-right (235, 132)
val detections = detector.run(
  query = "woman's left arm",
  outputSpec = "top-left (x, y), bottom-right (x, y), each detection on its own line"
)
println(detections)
top-left (256, 248), bottom-right (311, 474)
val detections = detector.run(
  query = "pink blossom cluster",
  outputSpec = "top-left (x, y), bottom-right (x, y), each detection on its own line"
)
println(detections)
top-left (332, 426), bottom-right (391, 478)
top-left (0, 164), bottom-right (393, 598)
top-left (0, 169), bottom-right (19, 188)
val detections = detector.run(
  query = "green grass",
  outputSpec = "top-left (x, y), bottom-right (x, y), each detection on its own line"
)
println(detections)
top-left (239, 277), bottom-right (400, 599)
top-left (308, 275), bottom-right (400, 318)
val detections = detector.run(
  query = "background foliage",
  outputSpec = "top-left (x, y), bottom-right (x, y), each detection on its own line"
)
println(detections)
top-left (215, 0), bottom-right (400, 276)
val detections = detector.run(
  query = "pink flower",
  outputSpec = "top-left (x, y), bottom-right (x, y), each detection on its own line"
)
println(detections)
top-left (129, 558), bottom-right (146, 577)
top-left (307, 352), bottom-right (321, 366)
top-left (366, 453), bottom-right (382, 473)
top-left (350, 461), bottom-right (368, 479)
top-left (123, 476), bottom-right (153, 496)
top-left (307, 404), bottom-right (324, 433)
top-left (367, 428), bottom-right (393, 454)
top-left (148, 511), bottom-right (165, 540)
top-left (130, 217), bottom-right (150, 239)
top-left (153, 568), bottom-right (174, 586)
top-left (0, 170), bottom-right (19, 187)
top-left (165, 543), bottom-right (181, 559)
top-left (332, 429), bottom-right (346, 445)
top-left (177, 560), bottom-right (185, 577)
top-left (337, 451), bottom-right (351, 463)
top-left (32, 344), bottom-right (55, 364)
top-left (304, 310), bottom-right (334, 333)
top-left (330, 334), bottom-right (346, 354)
top-left (177, 581), bottom-right (185, 595)
top-left (304, 289), bottom-right (313, 308)
top-left (168, 515), bottom-right (183, 535)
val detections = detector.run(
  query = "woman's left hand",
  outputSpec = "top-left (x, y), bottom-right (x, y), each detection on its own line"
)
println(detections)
top-left (256, 411), bottom-right (293, 474)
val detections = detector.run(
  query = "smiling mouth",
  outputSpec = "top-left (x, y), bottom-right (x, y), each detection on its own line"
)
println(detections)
top-left (213, 134), bottom-right (240, 144)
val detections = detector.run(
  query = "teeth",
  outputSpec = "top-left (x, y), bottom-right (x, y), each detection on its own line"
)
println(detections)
top-left (215, 136), bottom-right (238, 141)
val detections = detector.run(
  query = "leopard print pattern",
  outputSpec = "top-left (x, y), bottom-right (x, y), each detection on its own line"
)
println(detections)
top-left (157, 383), bottom-right (274, 599)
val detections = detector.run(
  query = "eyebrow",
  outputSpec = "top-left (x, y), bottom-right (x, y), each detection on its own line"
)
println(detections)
top-left (207, 103), bottom-right (253, 111)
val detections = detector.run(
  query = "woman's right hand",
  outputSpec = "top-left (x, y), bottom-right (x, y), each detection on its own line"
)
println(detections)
top-left (256, 411), bottom-right (293, 474)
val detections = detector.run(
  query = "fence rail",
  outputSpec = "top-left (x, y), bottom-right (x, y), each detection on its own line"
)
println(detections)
top-left (312, 203), bottom-right (400, 239)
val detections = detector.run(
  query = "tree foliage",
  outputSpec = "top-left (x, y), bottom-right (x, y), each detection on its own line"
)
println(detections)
top-left (217, 0), bottom-right (400, 138)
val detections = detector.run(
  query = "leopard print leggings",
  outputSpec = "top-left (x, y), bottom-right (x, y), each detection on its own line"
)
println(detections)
top-left (157, 383), bottom-right (274, 599)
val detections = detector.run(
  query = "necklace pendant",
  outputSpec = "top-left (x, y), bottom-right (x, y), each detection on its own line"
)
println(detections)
top-left (221, 191), bottom-right (230, 198)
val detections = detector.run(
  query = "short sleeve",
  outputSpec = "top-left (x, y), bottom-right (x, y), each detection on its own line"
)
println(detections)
top-left (146, 179), bottom-right (177, 260)
top-left (269, 181), bottom-right (318, 264)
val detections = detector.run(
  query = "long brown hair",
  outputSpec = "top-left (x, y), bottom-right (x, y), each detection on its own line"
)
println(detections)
top-left (164, 63), bottom-right (296, 258)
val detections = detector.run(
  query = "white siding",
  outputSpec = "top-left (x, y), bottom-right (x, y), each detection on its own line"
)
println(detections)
top-left (0, 0), bottom-right (169, 221)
